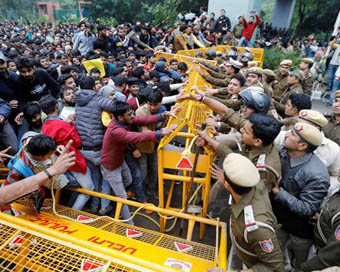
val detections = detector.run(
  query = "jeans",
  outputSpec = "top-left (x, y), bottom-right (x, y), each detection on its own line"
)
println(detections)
top-left (328, 77), bottom-right (340, 104)
top-left (125, 152), bottom-right (146, 202)
top-left (238, 36), bottom-right (251, 47)
top-left (67, 168), bottom-right (94, 210)
top-left (138, 152), bottom-right (158, 195)
top-left (327, 64), bottom-right (339, 91)
top-left (0, 120), bottom-right (18, 155)
top-left (100, 179), bottom-right (112, 210)
top-left (101, 162), bottom-right (134, 225)
top-left (80, 150), bottom-right (101, 210)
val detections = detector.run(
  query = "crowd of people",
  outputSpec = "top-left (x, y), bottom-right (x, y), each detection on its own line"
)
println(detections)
top-left (0, 6), bottom-right (340, 272)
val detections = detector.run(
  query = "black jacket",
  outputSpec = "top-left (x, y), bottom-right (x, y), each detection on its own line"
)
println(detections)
top-left (16, 69), bottom-right (60, 102)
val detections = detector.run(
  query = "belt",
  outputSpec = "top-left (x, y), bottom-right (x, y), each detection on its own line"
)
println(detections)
top-left (81, 146), bottom-right (102, 151)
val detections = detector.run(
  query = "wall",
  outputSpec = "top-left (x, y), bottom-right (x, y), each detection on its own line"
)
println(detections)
top-left (271, 0), bottom-right (296, 29)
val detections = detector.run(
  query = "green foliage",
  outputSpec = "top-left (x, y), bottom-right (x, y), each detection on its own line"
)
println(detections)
top-left (291, 0), bottom-right (339, 37)
top-left (89, 0), bottom-right (207, 25)
top-left (97, 17), bottom-right (117, 26)
top-left (263, 48), bottom-right (301, 71)
top-left (143, 0), bottom-right (180, 26)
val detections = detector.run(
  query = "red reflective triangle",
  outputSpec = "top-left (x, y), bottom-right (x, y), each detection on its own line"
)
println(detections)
top-left (81, 259), bottom-right (104, 272)
top-left (176, 156), bottom-right (193, 170)
top-left (126, 228), bottom-right (143, 238)
top-left (174, 242), bottom-right (193, 253)
top-left (9, 236), bottom-right (23, 248)
top-left (77, 215), bottom-right (93, 223)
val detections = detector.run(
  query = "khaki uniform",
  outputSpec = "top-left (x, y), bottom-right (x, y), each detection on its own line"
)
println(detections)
top-left (302, 70), bottom-right (314, 95)
top-left (324, 114), bottom-right (340, 146)
top-left (233, 23), bottom-right (244, 39)
top-left (300, 190), bottom-right (340, 271)
top-left (262, 81), bottom-right (273, 99)
top-left (222, 37), bottom-right (237, 46)
top-left (202, 73), bottom-right (230, 88)
top-left (216, 142), bottom-right (281, 192)
top-left (207, 93), bottom-right (243, 111)
top-left (273, 83), bottom-right (303, 116)
top-left (207, 68), bottom-right (229, 80)
top-left (230, 181), bottom-right (284, 271)
top-left (201, 62), bottom-right (221, 73)
top-left (272, 73), bottom-right (289, 101)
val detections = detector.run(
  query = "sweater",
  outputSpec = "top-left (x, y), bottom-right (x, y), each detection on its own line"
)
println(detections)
top-left (101, 115), bottom-right (162, 170)
top-left (241, 15), bottom-right (260, 41)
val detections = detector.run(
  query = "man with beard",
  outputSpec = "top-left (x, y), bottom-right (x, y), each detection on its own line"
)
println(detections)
top-left (16, 57), bottom-right (60, 102)
top-left (22, 103), bottom-right (43, 134)
top-left (93, 24), bottom-right (111, 53)
top-left (59, 87), bottom-right (75, 121)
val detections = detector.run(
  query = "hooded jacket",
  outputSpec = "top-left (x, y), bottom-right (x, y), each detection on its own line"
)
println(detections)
top-left (155, 61), bottom-right (182, 83)
top-left (75, 89), bottom-right (117, 148)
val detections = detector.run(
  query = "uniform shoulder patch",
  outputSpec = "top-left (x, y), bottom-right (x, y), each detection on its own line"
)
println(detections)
top-left (335, 225), bottom-right (340, 240)
top-left (259, 239), bottom-right (274, 252)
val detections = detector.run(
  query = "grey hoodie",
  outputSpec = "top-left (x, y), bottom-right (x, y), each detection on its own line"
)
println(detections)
top-left (75, 89), bottom-right (117, 148)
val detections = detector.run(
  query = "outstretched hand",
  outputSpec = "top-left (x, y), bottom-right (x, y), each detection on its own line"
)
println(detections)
top-left (48, 140), bottom-right (75, 176)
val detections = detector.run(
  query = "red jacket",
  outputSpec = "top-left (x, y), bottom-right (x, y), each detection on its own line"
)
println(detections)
top-left (42, 117), bottom-right (87, 174)
top-left (241, 15), bottom-right (260, 41)
top-left (101, 115), bottom-right (161, 170)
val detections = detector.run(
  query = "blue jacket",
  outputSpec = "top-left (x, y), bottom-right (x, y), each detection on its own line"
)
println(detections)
top-left (0, 98), bottom-right (11, 119)
top-left (271, 148), bottom-right (330, 239)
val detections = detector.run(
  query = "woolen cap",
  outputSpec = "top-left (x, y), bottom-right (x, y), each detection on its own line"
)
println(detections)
top-left (223, 153), bottom-right (260, 187)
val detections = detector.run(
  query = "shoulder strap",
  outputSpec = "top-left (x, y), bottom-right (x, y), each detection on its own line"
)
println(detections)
top-left (244, 221), bottom-right (276, 244)
top-left (331, 212), bottom-right (340, 228)
top-left (229, 218), bottom-right (257, 257)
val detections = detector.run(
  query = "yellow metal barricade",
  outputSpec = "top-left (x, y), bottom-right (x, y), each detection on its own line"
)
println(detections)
top-left (177, 46), bottom-right (265, 67)
top-left (157, 69), bottom-right (215, 241)
top-left (0, 186), bottom-right (227, 271)
top-left (155, 52), bottom-right (217, 69)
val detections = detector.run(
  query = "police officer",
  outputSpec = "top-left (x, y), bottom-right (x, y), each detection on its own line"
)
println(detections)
top-left (199, 111), bottom-right (282, 195)
top-left (262, 69), bottom-right (276, 99)
top-left (324, 90), bottom-right (340, 146)
top-left (206, 73), bottom-right (245, 111)
top-left (197, 58), bottom-right (242, 88)
top-left (300, 174), bottom-right (340, 271)
top-left (276, 109), bottom-right (340, 199)
top-left (300, 58), bottom-right (314, 95)
top-left (272, 59), bottom-right (292, 100)
top-left (245, 67), bottom-right (263, 88)
top-left (213, 153), bottom-right (285, 271)
top-left (273, 69), bottom-right (304, 116)
top-left (271, 122), bottom-right (330, 270)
